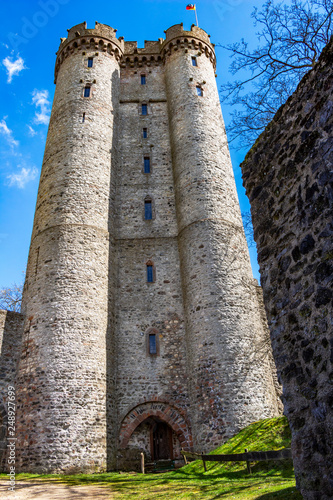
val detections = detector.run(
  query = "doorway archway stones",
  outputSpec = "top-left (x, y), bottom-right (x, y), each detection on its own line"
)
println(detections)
top-left (119, 400), bottom-right (193, 451)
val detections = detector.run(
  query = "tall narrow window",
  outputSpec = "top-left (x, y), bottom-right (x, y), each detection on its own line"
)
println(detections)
top-left (142, 103), bottom-right (147, 115)
top-left (145, 199), bottom-right (152, 219)
top-left (147, 264), bottom-right (154, 282)
top-left (141, 74), bottom-right (146, 85)
top-left (35, 247), bottom-right (40, 276)
top-left (196, 86), bottom-right (203, 97)
top-left (143, 128), bottom-right (148, 139)
top-left (87, 57), bottom-right (93, 68)
top-left (84, 86), bottom-right (91, 98)
top-left (149, 334), bottom-right (157, 354)
top-left (82, 112), bottom-right (85, 123)
top-left (191, 56), bottom-right (197, 66)
top-left (144, 156), bottom-right (150, 173)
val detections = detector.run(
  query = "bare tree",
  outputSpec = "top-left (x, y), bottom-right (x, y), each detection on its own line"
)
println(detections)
top-left (219, 0), bottom-right (333, 148)
top-left (242, 211), bottom-right (255, 248)
top-left (0, 282), bottom-right (23, 312)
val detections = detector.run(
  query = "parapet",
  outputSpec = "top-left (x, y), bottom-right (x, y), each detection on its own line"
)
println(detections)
top-left (163, 23), bottom-right (212, 46)
top-left (55, 21), bottom-right (125, 82)
top-left (124, 40), bottom-right (161, 56)
top-left (54, 22), bottom-right (216, 79)
top-left (58, 22), bottom-right (124, 54)
top-left (160, 23), bottom-right (216, 69)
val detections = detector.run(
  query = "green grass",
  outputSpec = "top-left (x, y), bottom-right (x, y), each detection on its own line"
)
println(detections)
top-left (1, 417), bottom-right (302, 499)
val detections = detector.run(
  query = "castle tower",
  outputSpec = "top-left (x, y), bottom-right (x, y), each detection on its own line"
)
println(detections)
top-left (14, 22), bottom-right (280, 474)
top-left (162, 24), bottom-right (280, 449)
top-left (16, 22), bottom-right (123, 473)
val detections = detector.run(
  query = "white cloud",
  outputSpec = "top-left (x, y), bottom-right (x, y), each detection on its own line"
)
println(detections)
top-left (27, 125), bottom-right (37, 137)
top-left (32, 89), bottom-right (51, 125)
top-left (7, 166), bottom-right (38, 189)
top-left (0, 118), bottom-right (19, 147)
top-left (2, 56), bottom-right (26, 83)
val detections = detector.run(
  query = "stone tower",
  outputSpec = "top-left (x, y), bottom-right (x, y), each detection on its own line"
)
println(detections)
top-left (14, 22), bottom-right (280, 473)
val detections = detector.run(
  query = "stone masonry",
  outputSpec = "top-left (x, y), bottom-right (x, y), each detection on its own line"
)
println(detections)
top-left (0, 310), bottom-right (24, 469)
top-left (1, 22), bottom-right (280, 474)
top-left (241, 38), bottom-right (333, 500)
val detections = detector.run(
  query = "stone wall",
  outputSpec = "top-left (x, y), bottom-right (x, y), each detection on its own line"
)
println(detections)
top-left (0, 310), bottom-right (24, 470)
top-left (241, 38), bottom-right (333, 500)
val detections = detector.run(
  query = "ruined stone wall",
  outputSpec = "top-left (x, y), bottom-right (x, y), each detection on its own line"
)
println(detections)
top-left (241, 39), bottom-right (333, 500)
top-left (0, 310), bottom-right (24, 470)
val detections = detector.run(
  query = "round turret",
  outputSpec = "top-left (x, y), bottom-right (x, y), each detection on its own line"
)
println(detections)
top-left (16, 22), bottom-right (122, 473)
top-left (163, 23), bottom-right (280, 450)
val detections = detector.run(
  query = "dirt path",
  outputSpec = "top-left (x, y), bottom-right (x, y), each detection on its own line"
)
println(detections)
top-left (0, 479), bottom-right (114, 499)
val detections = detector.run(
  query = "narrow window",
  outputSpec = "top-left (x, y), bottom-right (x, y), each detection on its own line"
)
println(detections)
top-left (145, 199), bottom-right (152, 219)
top-left (147, 264), bottom-right (154, 282)
top-left (191, 56), bottom-right (197, 66)
top-left (84, 86), bottom-right (91, 98)
top-left (143, 128), bottom-right (148, 139)
top-left (141, 74), bottom-right (146, 85)
top-left (142, 103), bottom-right (147, 115)
top-left (149, 334), bottom-right (157, 354)
top-left (87, 57), bottom-right (93, 68)
top-left (82, 112), bottom-right (85, 123)
top-left (35, 247), bottom-right (40, 276)
top-left (196, 86), bottom-right (203, 97)
top-left (144, 156), bottom-right (150, 173)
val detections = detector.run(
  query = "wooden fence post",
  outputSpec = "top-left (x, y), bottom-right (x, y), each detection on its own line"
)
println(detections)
top-left (245, 449), bottom-right (251, 474)
top-left (201, 452), bottom-right (207, 472)
top-left (182, 449), bottom-right (188, 465)
top-left (141, 452), bottom-right (145, 474)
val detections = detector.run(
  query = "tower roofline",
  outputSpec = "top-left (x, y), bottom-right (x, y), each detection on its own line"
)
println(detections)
top-left (54, 22), bottom-right (216, 82)
top-left (163, 23), bottom-right (213, 47)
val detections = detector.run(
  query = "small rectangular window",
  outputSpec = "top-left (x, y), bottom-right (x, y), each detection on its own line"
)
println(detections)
top-left (149, 334), bottom-right (157, 354)
top-left (145, 200), bottom-right (152, 219)
top-left (87, 57), bottom-right (93, 68)
top-left (141, 74), bottom-right (146, 85)
top-left (84, 86), bottom-right (90, 98)
top-left (142, 104), bottom-right (147, 115)
top-left (143, 128), bottom-right (148, 139)
top-left (196, 86), bottom-right (203, 96)
top-left (144, 157), bottom-right (150, 173)
top-left (191, 56), bottom-right (197, 66)
top-left (147, 264), bottom-right (154, 283)
top-left (82, 112), bottom-right (85, 123)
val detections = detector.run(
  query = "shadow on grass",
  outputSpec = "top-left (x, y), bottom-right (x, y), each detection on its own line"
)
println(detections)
top-left (0, 463), bottom-right (298, 500)
top-left (255, 486), bottom-right (303, 499)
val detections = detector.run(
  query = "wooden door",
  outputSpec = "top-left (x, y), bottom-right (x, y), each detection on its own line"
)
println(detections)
top-left (152, 422), bottom-right (173, 460)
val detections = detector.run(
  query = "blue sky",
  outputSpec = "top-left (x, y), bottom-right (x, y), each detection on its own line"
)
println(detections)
top-left (0, 0), bottom-right (266, 287)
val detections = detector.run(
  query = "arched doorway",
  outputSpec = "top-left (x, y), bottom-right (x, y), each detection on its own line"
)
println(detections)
top-left (118, 401), bottom-right (193, 469)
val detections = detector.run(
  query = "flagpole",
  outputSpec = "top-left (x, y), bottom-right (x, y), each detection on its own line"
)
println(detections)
top-left (195, 4), bottom-right (199, 26)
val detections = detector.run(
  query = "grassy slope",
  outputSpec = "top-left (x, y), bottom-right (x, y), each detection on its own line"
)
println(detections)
top-left (182, 416), bottom-right (292, 475)
top-left (1, 417), bottom-right (303, 499)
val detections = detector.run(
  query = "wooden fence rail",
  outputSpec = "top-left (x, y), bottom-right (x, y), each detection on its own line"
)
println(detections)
top-left (181, 448), bottom-right (292, 474)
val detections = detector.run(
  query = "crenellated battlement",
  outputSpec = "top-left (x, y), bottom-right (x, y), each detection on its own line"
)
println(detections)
top-left (121, 39), bottom-right (163, 68)
top-left (163, 23), bottom-right (212, 46)
top-left (55, 22), bottom-right (125, 82)
top-left (161, 23), bottom-right (216, 69)
top-left (55, 22), bottom-right (216, 77)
